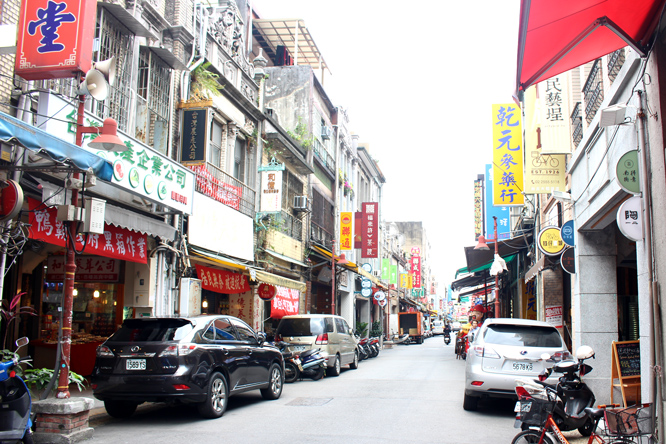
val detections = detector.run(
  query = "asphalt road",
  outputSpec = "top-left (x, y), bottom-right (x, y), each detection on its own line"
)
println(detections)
top-left (86, 335), bottom-right (587, 444)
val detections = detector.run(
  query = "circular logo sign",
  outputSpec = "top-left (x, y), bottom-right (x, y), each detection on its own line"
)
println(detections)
top-left (616, 150), bottom-right (640, 194)
top-left (561, 220), bottom-right (575, 247)
top-left (561, 248), bottom-right (575, 274)
top-left (374, 291), bottom-right (386, 302)
top-left (361, 263), bottom-right (372, 273)
top-left (617, 196), bottom-right (643, 241)
top-left (378, 298), bottom-right (387, 308)
top-left (537, 226), bottom-right (565, 256)
top-left (361, 287), bottom-right (372, 298)
top-left (257, 283), bottom-right (277, 300)
top-left (342, 214), bottom-right (351, 224)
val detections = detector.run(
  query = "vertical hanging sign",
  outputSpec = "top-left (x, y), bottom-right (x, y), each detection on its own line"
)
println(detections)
top-left (474, 177), bottom-right (483, 240)
top-left (15, 0), bottom-right (97, 80)
top-left (258, 157), bottom-right (285, 214)
top-left (361, 202), bottom-right (378, 258)
top-left (410, 247), bottom-right (421, 289)
top-left (340, 212), bottom-right (352, 250)
top-left (492, 104), bottom-right (524, 206)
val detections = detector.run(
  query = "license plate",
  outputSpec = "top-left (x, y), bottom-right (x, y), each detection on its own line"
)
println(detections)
top-left (514, 401), bottom-right (521, 412)
top-left (126, 359), bottom-right (146, 370)
top-left (292, 345), bottom-right (306, 351)
top-left (512, 362), bottom-right (533, 372)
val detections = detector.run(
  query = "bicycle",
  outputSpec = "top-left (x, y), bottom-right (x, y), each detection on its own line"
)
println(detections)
top-left (512, 385), bottom-right (656, 444)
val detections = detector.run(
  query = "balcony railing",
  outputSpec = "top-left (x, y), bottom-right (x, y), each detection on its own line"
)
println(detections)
top-left (278, 210), bottom-right (303, 241)
top-left (189, 162), bottom-right (256, 218)
top-left (313, 140), bottom-right (336, 176)
top-left (607, 48), bottom-right (625, 84)
top-left (310, 222), bottom-right (333, 246)
top-left (571, 102), bottom-right (583, 147)
top-left (583, 59), bottom-right (604, 124)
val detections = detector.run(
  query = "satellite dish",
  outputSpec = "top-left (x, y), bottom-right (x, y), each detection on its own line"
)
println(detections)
top-left (79, 69), bottom-right (109, 101)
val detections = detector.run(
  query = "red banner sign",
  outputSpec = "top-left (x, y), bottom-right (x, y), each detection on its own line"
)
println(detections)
top-left (194, 264), bottom-right (249, 294)
top-left (361, 202), bottom-right (378, 258)
top-left (28, 198), bottom-right (148, 264)
top-left (15, 0), bottom-right (97, 80)
top-left (46, 255), bottom-right (120, 282)
top-left (410, 247), bottom-right (421, 288)
top-left (271, 286), bottom-right (299, 319)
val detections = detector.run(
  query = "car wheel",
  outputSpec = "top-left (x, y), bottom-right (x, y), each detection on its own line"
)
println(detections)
top-left (463, 393), bottom-right (479, 411)
top-left (349, 350), bottom-right (359, 369)
top-left (327, 355), bottom-right (341, 377)
top-left (284, 361), bottom-right (299, 383)
top-left (104, 400), bottom-right (138, 418)
top-left (261, 363), bottom-right (283, 400)
top-left (197, 372), bottom-right (228, 419)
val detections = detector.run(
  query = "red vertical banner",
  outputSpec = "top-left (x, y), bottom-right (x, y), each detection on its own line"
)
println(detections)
top-left (15, 0), bottom-right (97, 80)
top-left (362, 202), bottom-right (378, 258)
top-left (410, 247), bottom-right (421, 288)
top-left (354, 211), bottom-right (363, 249)
top-left (340, 212), bottom-right (352, 250)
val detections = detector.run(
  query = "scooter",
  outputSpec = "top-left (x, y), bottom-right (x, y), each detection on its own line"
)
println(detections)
top-left (368, 337), bottom-right (380, 358)
top-left (393, 333), bottom-right (410, 345)
top-left (443, 331), bottom-right (451, 345)
top-left (356, 337), bottom-right (370, 360)
top-left (298, 348), bottom-right (326, 380)
top-left (514, 345), bottom-right (597, 436)
top-left (0, 337), bottom-right (34, 444)
top-left (272, 341), bottom-right (301, 383)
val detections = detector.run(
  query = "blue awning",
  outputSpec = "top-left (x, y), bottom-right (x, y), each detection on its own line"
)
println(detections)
top-left (0, 111), bottom-right (113, 181)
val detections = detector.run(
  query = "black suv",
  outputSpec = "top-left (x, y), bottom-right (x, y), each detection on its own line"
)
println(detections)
top-left (92, 315), bottom-right (284, 419)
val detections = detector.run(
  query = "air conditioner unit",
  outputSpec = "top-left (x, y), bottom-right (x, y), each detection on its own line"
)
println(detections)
top-left (293, 195), bottom-right (308, 211)
top-left (321, 126), bottom-right (332, 140)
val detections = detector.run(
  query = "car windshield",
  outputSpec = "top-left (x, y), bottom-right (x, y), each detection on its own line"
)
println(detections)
top-left (276, 318), bottom-right (326, 336)
top-left (109, 319), bottom-right (194, 342)
top-left (483, 324), bottom-right (563, 348)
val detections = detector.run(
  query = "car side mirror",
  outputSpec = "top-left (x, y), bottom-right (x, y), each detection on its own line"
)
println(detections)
top-left (256, 332), bottom-right (267, 345)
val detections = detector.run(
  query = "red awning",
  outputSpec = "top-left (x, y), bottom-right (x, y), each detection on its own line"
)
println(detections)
top-left (516, 0), bottom-right (666, 94)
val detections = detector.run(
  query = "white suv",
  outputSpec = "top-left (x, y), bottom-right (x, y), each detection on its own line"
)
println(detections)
top-left (275, 314), bottom-right (359, 376)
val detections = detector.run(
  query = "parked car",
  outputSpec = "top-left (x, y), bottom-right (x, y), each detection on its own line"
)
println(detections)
top-left (275, 314), bottom-right (359, 376)
top-left (432, 320), bottom-right (444, 335)
top-left (92, 315), bottom-right (284, 419)
top-left (451, 321), bottom-right (462, 332)
top-left (463, 318), bottom-right (572, 411)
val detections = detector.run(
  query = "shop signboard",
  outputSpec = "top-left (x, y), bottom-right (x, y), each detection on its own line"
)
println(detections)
top-left (46, 256), bottom-right (120, 282)
top-left (561, 248), bottom-right (575, 274)
top-left (617, 196), bottom-right (644, 241)
top-left (537, 76), bottom-right (573, 154)
top-left (492, 103), bottom-right (524, 206)
top-left (361, 202), bottom-right (378, 258)
top-left (545, 305), bottom-right (563, 328)
top-left (271, 286), bottom-right (299, 318)
top-left (390, 265), bottom-right (397, 284)
top-left (561, 220), bottom-right (575, 247)
top-left (15, 0), bottom-right (96, 80)
top-left (537, 226), bottom-right (565, 256)
top-left (194, 264), bottom-right (249, 294)
top-left (485, 164), bottom-right (510, 240)
top-left (616, 150), bottom-right (640, 194)
top-left (29, 198), bottom-right (147, 264)
top-left (259, 170), bottom-right (283, 213)
top-left (36, 93), bottom-right (195, 215)
top-left (410, 247), bottom-right (421, 288)
top-left (381, 258), bottom-right (389, 280)
top-left (340, 212), bottom-right (352, 250)
top-left (180, 109), bottom-right (208, 164)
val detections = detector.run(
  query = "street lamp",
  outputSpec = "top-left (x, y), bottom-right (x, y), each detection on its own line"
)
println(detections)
top-left (474, 216), bottom-right (505, 318)
top-left (330, 239), bottom-right (349, 315)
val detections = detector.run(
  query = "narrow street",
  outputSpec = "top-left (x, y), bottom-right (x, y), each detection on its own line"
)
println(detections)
top-left (88, 337), bottom-right (520, 444)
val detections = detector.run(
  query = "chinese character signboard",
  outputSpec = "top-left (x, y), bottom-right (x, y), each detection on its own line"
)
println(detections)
top-left (485, 164), bottom-right (510, 239)
top-left (492, 104), bottom-right (524, 206)
top-left (474, 177), bottom-right (483, 240)
top-left (37, 93), bottom-right (195, 215)
top-left (29, 198), bottom-right (148, 263)
top-left (362, 202), bottom-right (378, 258)
top-left (46, 256), bottom-right (120, 282)
top-left (194, 264), bottom-right (250, 294)
top-left (523, 87), bottom-right (566, 193)
top-left (617, 196), bottom-right (644, 241)
top-left (545, 305), bottom-right (563, 328)
top-left (616, 150), bottom-right (640, 194)
top-left (16, 0), bottom-right (96, 80)
top-left (537, 226), bottom-right (565, 256)
top-left (522, 280), bottom-right (537, 320)
top-left (271, 286), bottom-right (300, 318)
top-left (538, 76), bottom-right (572, 154)
top-left (260, 170), bottom-right (282, 213)
top-left (410, 247), bottom-right (421, 289)
top-left (340, 212), bottom-right (352, 250)
top-left (400, 273), bottom-right (408, 289)
top-left (180, 109), bottom-right (208, 164)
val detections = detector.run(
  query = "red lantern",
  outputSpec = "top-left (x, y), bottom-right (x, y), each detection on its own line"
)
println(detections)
top-left (257, 283), bottom-right (277, 301)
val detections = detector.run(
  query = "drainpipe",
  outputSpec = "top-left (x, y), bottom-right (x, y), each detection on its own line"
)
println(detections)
top-left (637, 89), bottom-right (663, 431)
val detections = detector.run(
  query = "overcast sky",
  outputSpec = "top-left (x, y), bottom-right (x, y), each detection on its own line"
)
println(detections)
top-left (252, 0), bottom-right (522, 289)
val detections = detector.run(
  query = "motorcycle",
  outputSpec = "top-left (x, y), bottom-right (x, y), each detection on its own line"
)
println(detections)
top-left (368, 337), bottom-right (380, 358)
top-left (514, 345), bottom-right (597, 436)
top-left (443, 331), bottom-right (451, 345)
top-left (298, 348), bottom-right (326, 380)
top-left (272, 341), bottom-right (301, 384)
top-left (392, 333), bottom-right (410, 345)
top-left (356, 336), bottom-right (370, 360)
top-left (0, 337), bottom-right (34, 444)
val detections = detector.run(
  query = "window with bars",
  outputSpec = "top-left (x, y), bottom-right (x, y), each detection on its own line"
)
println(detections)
top-left (209, 119), bottom-right (223, 167)
top-left (281, 170), bottom-right (304, 210)
top-left (136, 48), bottom-right (171, 153)
top-left (311, 190), bottom-right (334, 237)
top-left (95, 11), bottom-right (134, 133)
top-left (233, 137), bottom-right (246, 183)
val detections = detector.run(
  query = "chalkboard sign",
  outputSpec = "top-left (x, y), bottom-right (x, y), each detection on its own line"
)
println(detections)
top-left (615, 341), bottom-right (640, 377)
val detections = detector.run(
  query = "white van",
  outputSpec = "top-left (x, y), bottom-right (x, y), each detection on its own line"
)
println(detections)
top-left (432, 320), bottom-right (444, 335)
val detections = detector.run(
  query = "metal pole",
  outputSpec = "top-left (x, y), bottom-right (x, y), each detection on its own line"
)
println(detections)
top-left (494, 216), bottom-right (499, 319)
top-left (56, 95), bottom-right (84, 398)
top-left (331, 239), bottom-right (335, 315)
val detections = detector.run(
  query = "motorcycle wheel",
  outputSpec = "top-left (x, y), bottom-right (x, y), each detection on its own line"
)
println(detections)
top-left (284, 362), bottom-right (299, 383)
top-left (578, 418), bottom-right (595, 437)
top-left (22, 429), bottom-right (34, 444)
top-left (309, 367), bottom-right (325, 381)
top-left (370, 347), bottom-right (378, 358)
